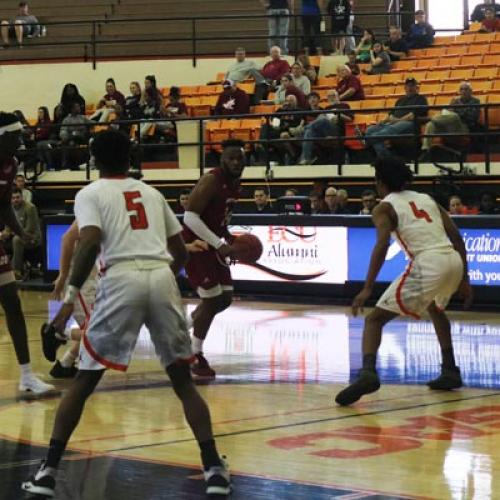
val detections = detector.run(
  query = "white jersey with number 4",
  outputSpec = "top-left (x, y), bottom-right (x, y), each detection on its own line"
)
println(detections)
top-left (74, 177), bottom-right (181, 268)
top-left (382, 190), bottom-right (453, 258)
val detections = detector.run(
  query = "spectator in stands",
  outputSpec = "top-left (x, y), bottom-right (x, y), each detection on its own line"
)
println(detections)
top-left (55, 84), bottom-right (86, 120)
top-left (176, 189), bottom-right (191, 214)
top-left (471, 0), bottom-right (500, 22)
top-left (297, 54), bottom-right (318, 84)
top-left (13, 110), bottom-right (34, 149)
top-left (165, 86), bottom-right (188, 119)
top-left (406, 10), bottom-right (434, 49)
top-left (335, 189), bottom-right (351, 213)
top-left (363, 42), bottom-right (391, 75)
top-left (336, 65), bottom-right (364, 101)
top-left (301, 0), bottom-right (323, 55)
top-left (215, 80), bottom-right (250, 116)
top-left (359, 189), bottom-right (377, 214)
top-left (36, 107), bottom-right (59, 170)
top-left (305, 92), bottom-right (322, 123)
top-left (449, 195), bottom-right (465, 215)
top-left (261, 46), bottom-right (291, 87)
top-left (59, 102), bottom-right (92, 169)
top-left (271, 73), bottom-right (307, 108)
top-left (364, 77), bottom-right (428, 157)
top-left (262, 0), bottom-right (293, 55)
top-left (324, 186), bottom-right (337, 213)
top-left (291, 62), bottom-right (311, 95)
top-left (1, 2), bottom-right (40, 48)
top-left (34, 106), bottom-right (51, 143)
top-left (384, 26), bottom-right (408, 61)
top-left (299, 90), bottom-right (352, 164)
top-left (277, 95), bottom-right (306, 163)
top-left (14, 174), bottom-right (32, 203)
top-left (479, 192), bottom-right (499, 214)
top-left (354, 29), bottom-right (375, 63)
top-left (3, 187), bottom-right (41, 279)
top-left (285, 188), bottom-right (298, 196)
top-left (139, 75), bottom-right (164, 139)
top-left (346, 50), bottom-right (360, 75)
top-left (479, 7), bottom-right (500, 32)
top-left (420, 82), bottom-right (480, 157)
top-left (253, 188), bottom-right (273, 212)
top-left (124, 81), bottom-right (143, 121)
top-left (309, 190), bottom-right (326, 214)
top-left (91, 78), bottom-right (126, 123)
top-left (226, 47), bottom-right (266, 84)
top-left (328, 0), bottom-right (351, 55)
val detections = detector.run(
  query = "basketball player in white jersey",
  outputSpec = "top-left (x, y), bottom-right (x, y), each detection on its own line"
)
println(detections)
top-left (336, 156), bottom-right (473, 406)
top-left (23, 131), bottom-right (230, 498)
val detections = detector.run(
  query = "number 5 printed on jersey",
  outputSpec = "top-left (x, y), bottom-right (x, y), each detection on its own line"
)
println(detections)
top-left (409, 201), bottom-right (433, 223)
top-left (124, 191), bottom-right (149, 230)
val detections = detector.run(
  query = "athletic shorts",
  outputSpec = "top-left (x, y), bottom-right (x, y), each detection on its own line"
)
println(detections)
top-left (377, 249), bottom-right (463, 319)
top-left (0, 242), bottom-right (14, 287)
top-left (185, 248), bottom-right (233, 299)
top-left (79, 260), bottom-right (193, 372)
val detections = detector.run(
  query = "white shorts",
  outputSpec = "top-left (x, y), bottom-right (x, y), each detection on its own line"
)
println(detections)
top-left (72, 272), bottom-right (98, 329)
top-left (377, 249), bottom-right (463, 319)
top-left (79, 260), bottom-right (193, 372)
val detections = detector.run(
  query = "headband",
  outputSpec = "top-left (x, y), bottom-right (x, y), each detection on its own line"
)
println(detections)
top-left (0, 121), bottom-right (23, 136)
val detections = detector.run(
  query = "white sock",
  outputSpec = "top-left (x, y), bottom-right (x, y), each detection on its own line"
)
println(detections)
top-left (60, 350), bottom-right (77, 368)
top-left (20, 363), bottom-right (33, 380)
top-left (191, 336), bottom-right (204, 354)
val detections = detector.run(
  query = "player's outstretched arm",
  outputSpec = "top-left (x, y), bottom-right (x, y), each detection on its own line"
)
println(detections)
top-left (352, 203), bottom-right (394, 316)
top-left (438, 206), bottom-right (473, 308)
top-left (168, 233), bottom-right (188, 276)
top-left (53, 221), bottom-right (80, 300)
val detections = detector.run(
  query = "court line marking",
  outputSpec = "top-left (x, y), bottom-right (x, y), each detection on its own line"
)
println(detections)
top-left (108, 391), bottom-right (500, 452)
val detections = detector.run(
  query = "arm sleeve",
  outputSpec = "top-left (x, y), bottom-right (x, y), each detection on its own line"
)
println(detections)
top-left (183, 211), bottom-right (224, 249)
top-left (162, 200), bottom-right (182, 238)
top-left (74, 188), bottom-right (102, 230)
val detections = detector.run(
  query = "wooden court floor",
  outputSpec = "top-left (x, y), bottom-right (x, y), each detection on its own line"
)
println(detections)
top-left (1, 291), bottom-right (499, 499)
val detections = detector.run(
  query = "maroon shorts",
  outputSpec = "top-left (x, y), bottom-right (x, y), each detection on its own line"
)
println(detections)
top-left (185, 249), bottom-right (233, 298)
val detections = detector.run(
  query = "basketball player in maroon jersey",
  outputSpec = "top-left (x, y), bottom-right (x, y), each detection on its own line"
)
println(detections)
top-left (183, 139), bottom-right (245, 378)
top-left (0, 112), bottom-right (55, 397)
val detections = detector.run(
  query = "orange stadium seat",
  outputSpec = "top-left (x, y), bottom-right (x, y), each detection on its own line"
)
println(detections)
top-left (424, 70), bottom-right (450, 82)
top-left (197, 85), bottom-right (220, 95)
top-left (416, 58), bottom-right (438, 69)
top-left (370, 85), bottom-right (394, 96)
top-left (360, 99), bottom-right (385, 111)
top-left (359, 74), bottom-right (381, 86)
top-left (379, 73), bottom-right (404, 85)
top-left (353, 113), bottom-right (378, 125)
top-left (452, 34), bottom-right (475, 44)
top-left (486, 94), bottom-right (500, 127)
top-left (394, 84), bottom-right (406, 96)
top-left (216, 72), bottom-right (225, 82)
top-left (190, 105), bottom-right (212, 117)
top-left (482, 54), bottom-right (500, 66)
top-left (434, 94), bottom-right (452, 108)
top-left (184, 97), bottom-right (202, 106)
top-left (205, 120), bottom-right (221, 131)
top-left (437, 56), bottom-right (461, 68)
top-left (237, 82), bottom-right (256, 94)
top-left (309, 55), bottom-right (321, 67)
top-left (433, 35), bottom-right (456, 46)
top-left (472, 80), bottom-right (493, 93)
top-left (495, 32), bottom-right (500, 41)
top-left (449, 68), bottom-right (474, 80)
top-left (420, 83), bottom-right (442, 95)
top-left (467, 44), bottom-right (487, 55)
top-left (442, 82), bottom-right (461, 94)
top-left (405, 70), bottom-right (427, 82)
top-left (251, 104), bottom-right (277, 115)
top-left (493, 80), bottom-right (500, 91)
top-left (347, 100), bottom-right (362, 110)
top-left (391, 60), bottom-right (415, 72)
top-left (200, 95), bottom-right (218, 107)
top-left (316, 77), bottom-right (336, 88)
top-left (446, 45), bottom-right (468, 56)
top-left (424, 47), bottom-right (446, 58)
top-left (460, 55), bottom-right (483, 67)
top-left (385, 97), bottom-right (398, 109)
top-left (473, 67), bottom-right (498, 80)
top-left (468, 22), bottom-right (482, 32)
top-left (180, 85), bottom-right (199, 96)
top-left (473, 33), bottom-right (495, 43)
top-left (488, 43), bottom-right (500, 53)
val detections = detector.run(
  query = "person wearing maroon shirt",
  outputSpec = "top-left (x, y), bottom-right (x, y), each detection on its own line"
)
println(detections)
top-left (479, 7), bottom-right (500, 31)
top-left (336, 65), bottom-right (365, 101)
top-left (91, 78), bottom-right (126, 123)
top-left (214, 80), bottom-right (250, 116)
top-left (261, 46), bottom-right (291, 85)
top-left (267, 73), bottom-right (307, 109)
top-left (34, 106), bottom-right (51, 141)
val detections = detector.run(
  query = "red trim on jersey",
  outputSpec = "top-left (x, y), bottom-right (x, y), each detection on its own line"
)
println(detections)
top-left (82, 332), bottom-right (128, 372)
top-left (395, 261), bottom-right (420, 320)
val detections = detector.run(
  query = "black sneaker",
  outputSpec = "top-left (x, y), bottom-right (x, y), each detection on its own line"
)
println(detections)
top-left (191, 353), bottom-right (216, 379)
top-left (21, 461), bottom-right (56, 497)
top-left (335, 369), bottom-right (381, 406)
top-left (41, 323), bottom-right (67, 362)
top-left (50, 360), bottom-right (78, 379)
top-left (427, 366), bottom-right (463, 390)
top-left (204, 457), bottom-right (231, 497)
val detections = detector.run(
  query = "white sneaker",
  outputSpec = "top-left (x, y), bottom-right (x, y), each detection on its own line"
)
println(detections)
top-left (19, 376), bottom-right (58, 399)
top-left (204, 456), bottom-right (231, 496)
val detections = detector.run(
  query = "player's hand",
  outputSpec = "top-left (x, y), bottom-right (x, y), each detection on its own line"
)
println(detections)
top-left (217, 243), bottom-right (234, 259)
top-left (51, 303), bottom-right (74, 334)
top-left (186, 240), bottom-right (209, 253)
top-left (352, 288), bottom-right (372, 316)
top-left (52, 274), bottom-right (67, 300)
top-left (458, 280), bottom-right (473, 309)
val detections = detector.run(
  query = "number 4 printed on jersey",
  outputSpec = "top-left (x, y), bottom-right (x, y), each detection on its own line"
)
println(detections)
top-left (124, 191), bottom-right (149, 230)
top-left (409, 201), bottom-right (433, 223)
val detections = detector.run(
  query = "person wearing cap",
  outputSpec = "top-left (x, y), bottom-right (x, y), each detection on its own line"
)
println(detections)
top-left (364, 77), bottom-right (428, 157)
top-left (336, 65), bottom-right (365, 101)
top-left (214, 80), bottom-right (250, 116)
top-left (406, 10), bottom-right (434, 49)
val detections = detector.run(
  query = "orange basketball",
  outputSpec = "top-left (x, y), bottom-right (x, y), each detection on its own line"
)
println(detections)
top-left (231, 234), bottom-right (263, 263)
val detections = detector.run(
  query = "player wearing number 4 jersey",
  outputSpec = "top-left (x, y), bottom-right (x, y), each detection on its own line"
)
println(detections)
top-left (335, 157), bottom-right (473, 406)
top-left (23, 131), bottom-right (230, 499)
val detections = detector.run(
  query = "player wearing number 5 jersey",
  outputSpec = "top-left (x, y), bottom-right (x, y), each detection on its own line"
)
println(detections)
top-left (23, 131), bottom-right (230, 499)
top-left (335, 157), bottom-right (473, 406)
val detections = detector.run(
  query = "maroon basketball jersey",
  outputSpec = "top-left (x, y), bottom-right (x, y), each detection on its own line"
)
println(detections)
top-left (183, 167), bottom-right (239, 243)
top-left (0, 158), bottom-right (17, 205)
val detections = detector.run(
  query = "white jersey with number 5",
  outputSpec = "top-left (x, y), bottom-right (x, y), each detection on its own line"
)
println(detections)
top-left (74, 177), bottom-right (181, 268)
top-left (382, 190), bottom-right (453, 258)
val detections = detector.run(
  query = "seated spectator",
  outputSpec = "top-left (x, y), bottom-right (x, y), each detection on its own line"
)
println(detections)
top-left (271, 73), bottom-right (307, 108)
top-left (471, 0), bottom-right (500, 22)
top-left (384, 26), bottom-right (409, 61)
top-left (91, 78), bottom-right (126, 123)
top-left (225, 47), bottom-right (265, 84)
top-left (449, 195), bottom-right (465, 215)
top-left (335, 189), bottom-right (351, 214)
top-left (176, 189), bottom-right (191, 214)
top-left (13, 110), bottom-right (34, 149)
top-left (354, 29), bottom-right (375, 63)
top-left (336, 65), bottom-right (365, 101)
top-left (420, 82), bottom-right (480, 157)
top-left (215, 80), bottom-right (250, 116)
top-left (59, 102), bottom-right (92, 169)
top-left (275, 95), bottom-right (306, 164)
top-left (359, 189), bottom-right (377, 214)
top-left (297, 54), bottom-right (318, 84)
top-left (34, 106), bottom-right (51, 143)
top-left (328, 0), bottom-right (351, 55)
top-left (54, 83), bottom-right (86, 121)
top-left (299, 90), bottom-right (352, 164)
top-left (164, 86), bottom-right (188, 119)
top-left (36, 107), bottom-right (60, 170)
top-left (139, 75), bottom-right (164, 139)
top-left (261, 46), bottom-right (291, 88)
top-left (479, 7), bottom-right (500, 32)
top-left (309, 190), bottom-right (326, 214)
top-left (14, 174), bottom-right (32, 203)
top-left (406, 10), bottom-right (434, 49)
top-left (479, 192), bottom-right (499, 214)
top-left (364, 42), bottom-right (391, 75)
top-left (253, 188), bottom-right (273, 213)
top-left (124, 81), bottom-right (144, 121)
top-left (305, 92), bottom-right (322, 123)
top-left (291, 62), bottom-right (311, 95)
top-left (1, 187), bottom-right (41, 280)
top-left (284, 188), bottom-right (298, 196)
top-left (324, 186), bottom-right (338, 213)
top-left (1, 2), bottom-right (40, 48)
top-left (364, 77), bottom-right (428, 157)
top-left (346, 50), bottom-right (360, 75)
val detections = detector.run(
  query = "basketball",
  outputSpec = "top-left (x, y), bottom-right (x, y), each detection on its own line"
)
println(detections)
top-left (231, 234), bottom-right (263, 263)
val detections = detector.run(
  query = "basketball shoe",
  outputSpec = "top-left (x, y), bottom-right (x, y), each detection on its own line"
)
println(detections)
top-left (19, 375), bottom-right (58, 399)
top-left (41, 322), bottom-right (67, 362)
top-left (205, 457), bottom-right (231, 497)
top-left (22, 461), bottom-right (56, 497)
top-left (50, 360), bottom-right (78, 379)
top-left (427, 365), bottom-right (463, 390)
top-left (335, 368), bottom-right (381, 406)
top-left (191, 352), bottom-right (216, 379)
